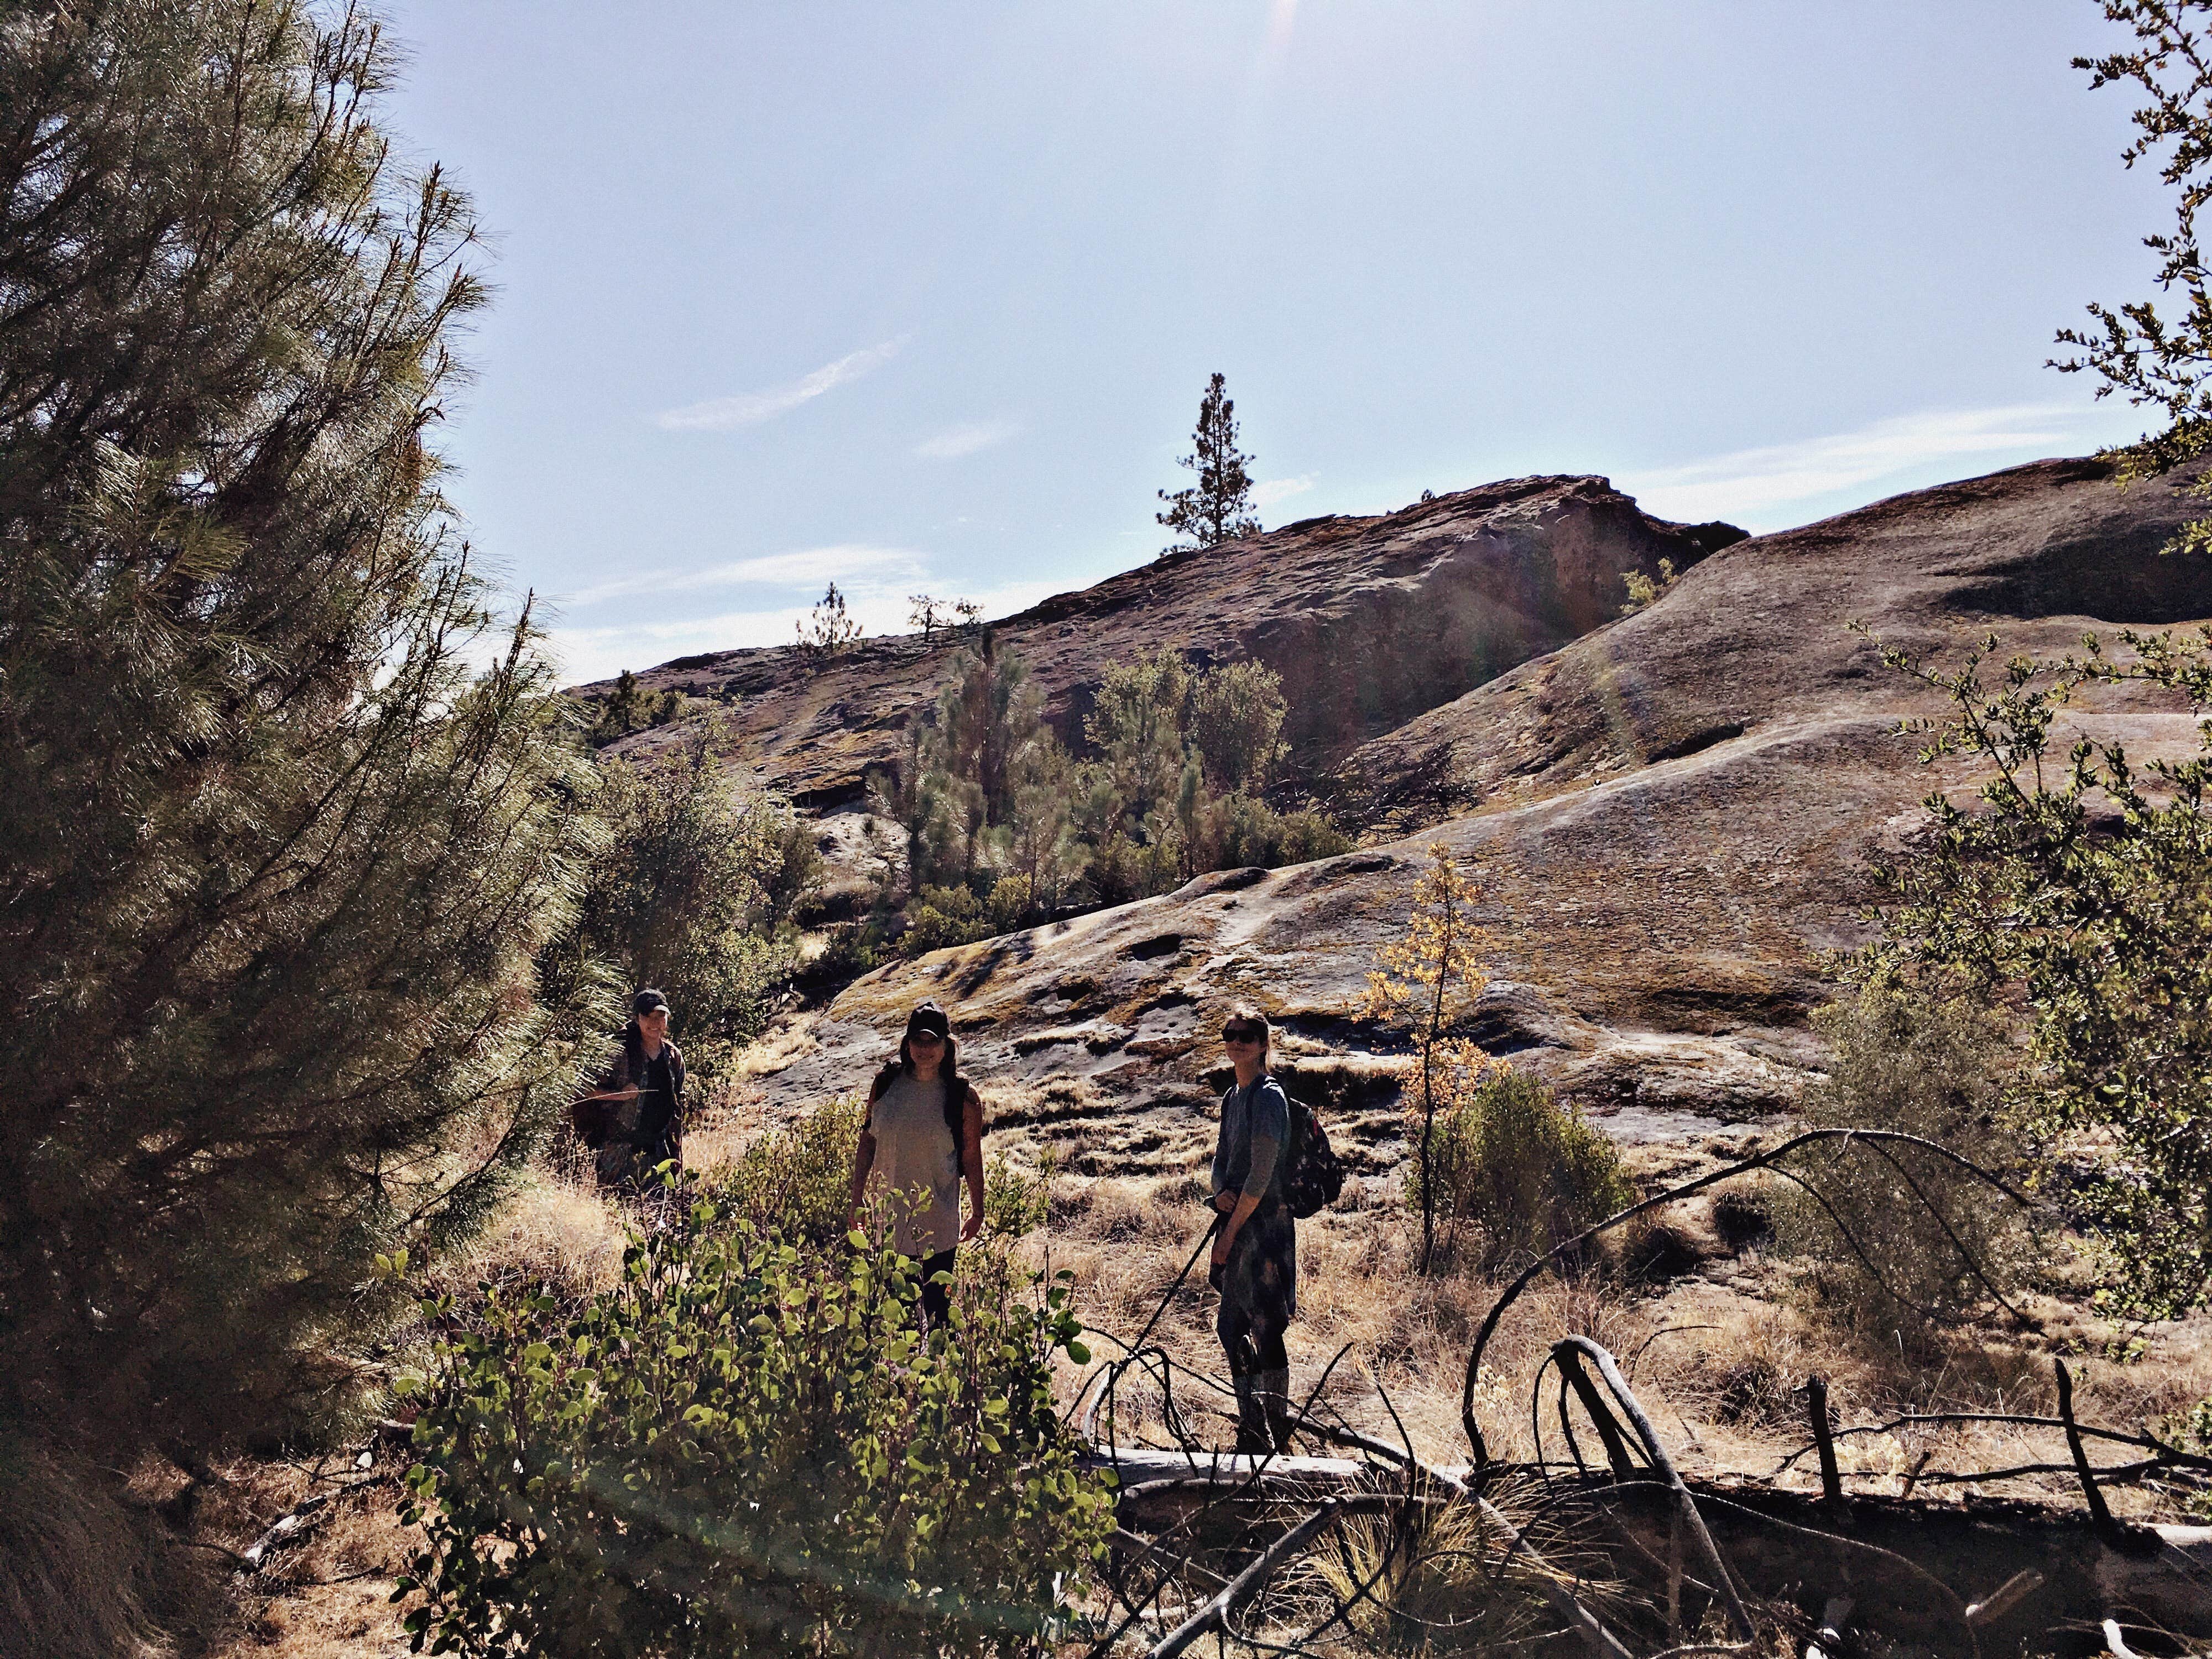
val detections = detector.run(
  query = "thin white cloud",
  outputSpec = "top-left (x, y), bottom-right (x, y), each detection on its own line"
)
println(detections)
top-left (655, 337), bottom-right (907, 432)
top-left (566, 544), bottom-right (925, 607)
top-left (1616, 405), bottom-right (2115, 527)
top-left (915, 419), bottom-right (1021, 460)
top-left (1251, 473), bottom-right (1316, 508)
top-left (549, 576), bottom-right (1066, 687)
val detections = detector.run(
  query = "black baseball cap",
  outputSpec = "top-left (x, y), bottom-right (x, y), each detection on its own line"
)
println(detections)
top-left (904, 1001), bottom-right (950, 1040)
top-left (633, 989), bottom-right (670, 1017)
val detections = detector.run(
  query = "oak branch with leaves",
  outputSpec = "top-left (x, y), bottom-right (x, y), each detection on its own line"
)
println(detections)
top-left (1858, 619), bottom-right (2212, 1318)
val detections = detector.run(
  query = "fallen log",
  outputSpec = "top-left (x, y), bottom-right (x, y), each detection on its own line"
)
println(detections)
top-left (1091, 1449), bottom-right (2212, 1650)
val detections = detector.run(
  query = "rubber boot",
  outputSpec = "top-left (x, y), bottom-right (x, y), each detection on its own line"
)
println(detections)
top-left (1258, 1366), bottom-right (1295, 1455)
top-left (1233, 1374), bottom-right (1272, 1454)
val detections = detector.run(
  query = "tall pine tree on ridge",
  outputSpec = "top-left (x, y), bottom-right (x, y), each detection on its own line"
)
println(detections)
top-left (1157, 371), bottom-right (1260, 555)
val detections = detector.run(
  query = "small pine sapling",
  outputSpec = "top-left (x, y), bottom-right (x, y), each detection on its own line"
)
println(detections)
top-left (1362, 844), bottom-right (1497, 1272)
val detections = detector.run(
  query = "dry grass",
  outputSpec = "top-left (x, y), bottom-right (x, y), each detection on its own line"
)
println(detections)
top-left (182, 1449), bottom-right (420, 1658)
top-left (0, 1439), bottom-right (170, 1659)
top-left (440, 1158), bottom-right (630, 1301)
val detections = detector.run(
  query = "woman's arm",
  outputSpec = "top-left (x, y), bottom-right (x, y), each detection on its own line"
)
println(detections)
top-left (1211, 1108), bottom-right (1282, 1269)
top-left (847, 1076), bottom-right (884, 1230)
top-left (1212, 1190), bottom-right (1263, 1268)
top-left (959, 1087), bottom-right (985, 1241)
top-left (847, 1128), bottom-right (878, 1229)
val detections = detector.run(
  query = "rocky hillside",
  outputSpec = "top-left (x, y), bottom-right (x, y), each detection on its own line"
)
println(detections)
top-left (588, 476), bottom-right (1741, 804)
top-left (733, 456), bottom-right (2212, 1191)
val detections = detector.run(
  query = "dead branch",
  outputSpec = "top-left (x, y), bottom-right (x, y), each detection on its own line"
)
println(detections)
top-left (2055, 1355), bottom-right (2123, 1543)
top-left (1775, 1411), bottom-right (2212, 1476)
top-left (1146, 1497), bottom-right (1347, 1658)
top-left (1964, 1569), bottom-right (2044, 1627)
top-left (1804, 1376), bottom-right (1843, 1508)
top-left (1556, 1337), bottom-right (1756, 1642)
top-left (1463, 1128), bottom-right (2038, 1468)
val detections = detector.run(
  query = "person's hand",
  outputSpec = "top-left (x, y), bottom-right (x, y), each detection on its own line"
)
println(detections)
top-left (1210, 1231), bottom-right (1233, 1271)
top-left (1212, 1191), bottom-right (1237, 1214)
top-left (961, 1206), bottom-right (984, 1243)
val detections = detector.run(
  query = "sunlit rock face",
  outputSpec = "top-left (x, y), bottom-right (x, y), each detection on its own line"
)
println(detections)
top-left (737, 457), bottom-right (2212, 1179)
top-left (585, 474), bottom-right (1736, 807)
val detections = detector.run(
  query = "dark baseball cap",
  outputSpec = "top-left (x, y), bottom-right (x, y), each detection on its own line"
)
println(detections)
top-left (633, 988), bottom-right (670, 1016)
top-left (904, 1001), bottom-right (950, 1040)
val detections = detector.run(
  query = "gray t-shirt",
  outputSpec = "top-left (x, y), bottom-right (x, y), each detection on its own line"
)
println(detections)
top-left (1211, 1074), bottom-right (1290, 1205)
top-left (866, 1071), bottom-right (963, 1257)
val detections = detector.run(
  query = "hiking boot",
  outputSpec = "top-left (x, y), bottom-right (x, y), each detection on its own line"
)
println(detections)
top-left (1233, 1374), bottom-right (1272, 1454)
top-left (1258, 1366), bottom-right (1295, 1454)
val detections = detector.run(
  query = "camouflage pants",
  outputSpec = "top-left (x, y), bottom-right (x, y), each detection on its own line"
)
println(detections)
top-left (1215, 1199), bottom-right (1296, 1380)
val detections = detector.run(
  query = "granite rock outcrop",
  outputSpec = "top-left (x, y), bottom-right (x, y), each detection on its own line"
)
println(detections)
top-left (736, 457), bottom-right (2212, 1185)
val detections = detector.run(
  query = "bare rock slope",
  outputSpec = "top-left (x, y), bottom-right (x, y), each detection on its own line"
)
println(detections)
top-left (593, 476), bottom-right (1738, 803)
top-left (746, 457), bottom-right (2212, 1186)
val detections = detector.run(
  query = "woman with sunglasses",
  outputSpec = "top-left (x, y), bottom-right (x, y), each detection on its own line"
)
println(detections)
top-left (847, 1000), bottom-right (985, 1328)
top-left (1210, 1004), bottom-right (1298, 1454)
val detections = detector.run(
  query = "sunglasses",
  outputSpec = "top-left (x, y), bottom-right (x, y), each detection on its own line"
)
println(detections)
top-left (908, 1030), bottom-right (947, 1046)
top-left (1222, 1027), bottom-right (1264, 1044)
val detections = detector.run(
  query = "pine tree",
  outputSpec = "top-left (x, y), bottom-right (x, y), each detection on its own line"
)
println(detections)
top-left (0, 2), bottom-right (604, 1460)
top-left (1362, 847), bottom-right (1497, 1272)
top-left (1156, 372), bottom-right (1260, 555)
top-left (797, 581), bottom-right (863, 655)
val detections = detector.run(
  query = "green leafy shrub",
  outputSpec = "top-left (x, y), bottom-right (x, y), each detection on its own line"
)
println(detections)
top-left (1861, 624), bottom-right (2212, 1318)
top-left (397, 1203), bottom-right (1113, 1657)
top-left (2162, 1396), bottom-right (2212, 1521)
top-left (711, 1094), bottom-right (868, 1247)
top-left (1773, 985), bottom-right (2029, 1339)
top-left (1203, 793), bottom-right (1353, 869)
top-left (1410, 1063), bottom-right (1635, 1272)
top-left (575, 729), bottom-right (815, 1043)
top-left (1618, 556), bottom-right (1679, 615)
top-left (902, 884), bottom-right (999, 956)
top-left (983, 1151), bottom-right (1052, 1240)
top-left (985, 874), bottom-right (1035, 934)
top-left (588, 670), bottom-right (685, 746)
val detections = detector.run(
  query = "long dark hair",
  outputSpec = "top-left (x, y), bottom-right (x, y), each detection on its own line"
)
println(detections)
top-left (870, 1031), bottom-right (972, 1175)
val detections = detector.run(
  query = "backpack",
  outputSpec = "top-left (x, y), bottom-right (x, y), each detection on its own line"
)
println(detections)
top-left (1281, 1096), bottom-right (1346, 1219)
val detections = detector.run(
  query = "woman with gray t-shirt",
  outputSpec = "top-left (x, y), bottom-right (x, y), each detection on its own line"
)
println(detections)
top-left (846, 1000), bottom-right (984, 1328)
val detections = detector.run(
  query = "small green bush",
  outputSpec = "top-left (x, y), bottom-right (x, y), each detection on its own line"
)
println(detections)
top-left (711, 1094), bottom-right (867, 1247)
top-left (1774, 985), bottom-right (2028, 1339)
top-left (985, 874), bottom-right (1034, 934)
top-left (811, 918), bottom-right (889, 984)
top-left (1410, 1067), bottom-right (1635, 1272)
top-left (396, 1202), bottom-right (1113, 1657)
top-left (575, 733), bottom-right (812, 1042)
top-left (983, 1151), bottom-right (1051, 1240)
top-left (2162, 1396), bottom-right (2212, 1521)
top-left (902, 884), bottom-right (999, 956)
top-left (1206, 793), bottom-right (1353, 869)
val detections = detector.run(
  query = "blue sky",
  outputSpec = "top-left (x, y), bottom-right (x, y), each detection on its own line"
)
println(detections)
top-left (375, 2), bottom-right (2172, 685)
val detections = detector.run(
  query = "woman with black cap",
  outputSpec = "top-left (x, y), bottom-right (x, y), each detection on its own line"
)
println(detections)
top-left (847, 1000), bottom-right (984, 1327)
top-left (572, 989), bottom-right (687, 1189)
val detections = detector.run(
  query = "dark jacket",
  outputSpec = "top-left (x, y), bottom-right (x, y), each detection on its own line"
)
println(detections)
top-left (574, 1022), bottom-right (686, 1167)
